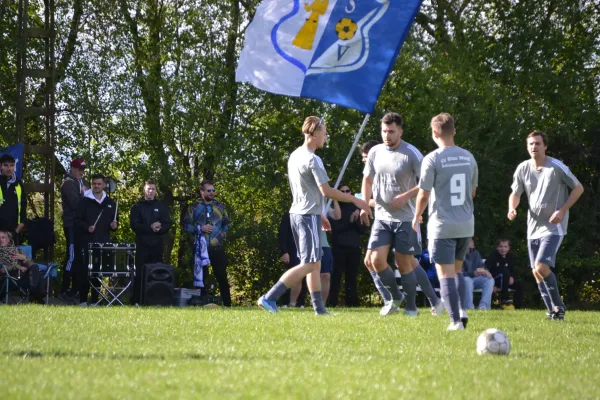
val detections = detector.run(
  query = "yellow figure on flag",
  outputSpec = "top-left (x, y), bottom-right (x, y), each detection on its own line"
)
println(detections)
top-left (292, 0), bottom-right (329, 50)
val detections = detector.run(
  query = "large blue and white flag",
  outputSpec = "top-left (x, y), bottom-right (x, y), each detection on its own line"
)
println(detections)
top-left (0, 143), bottom-right (24, 180)
top-left (236, 0), bottom-right (423, 113)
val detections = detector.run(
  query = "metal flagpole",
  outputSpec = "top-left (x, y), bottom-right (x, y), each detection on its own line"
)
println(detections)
top-left (326, 113), bottom-right (371, 209)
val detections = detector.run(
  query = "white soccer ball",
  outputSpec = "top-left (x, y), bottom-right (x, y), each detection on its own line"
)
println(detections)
top-left (476, 329), bottom-right (511, 355)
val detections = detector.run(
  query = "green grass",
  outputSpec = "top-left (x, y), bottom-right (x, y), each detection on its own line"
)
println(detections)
top-left (1, 306), bottom-right (599, 399)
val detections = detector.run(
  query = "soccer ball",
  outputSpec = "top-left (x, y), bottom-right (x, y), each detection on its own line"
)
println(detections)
top-left (476, 329), bottom-right (511, 355)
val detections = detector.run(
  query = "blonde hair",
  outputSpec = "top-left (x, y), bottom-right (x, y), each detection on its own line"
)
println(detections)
top-left (302, 116), bottom-right (323, 136)
top-left (431, 113), bottom-right (455, 136)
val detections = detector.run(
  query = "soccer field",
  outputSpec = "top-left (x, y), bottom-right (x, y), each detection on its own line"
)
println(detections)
top-left (1, 306), bottom-right (599, 399)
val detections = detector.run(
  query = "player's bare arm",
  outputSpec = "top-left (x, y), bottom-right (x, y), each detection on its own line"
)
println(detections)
top-left (412, 188), bottom-right (430, 232)
top-left (507, 192), bottom-right (521, 221)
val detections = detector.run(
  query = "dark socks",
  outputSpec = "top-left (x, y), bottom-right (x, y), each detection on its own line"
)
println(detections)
top-left (441, 278), bottom-right (460, 324)
top-left (265, 281), bottom-right (288, 302)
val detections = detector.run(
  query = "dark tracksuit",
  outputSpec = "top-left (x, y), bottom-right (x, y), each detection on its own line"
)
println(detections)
top-left (485, 250), bottom-right (524, 308)
top-left (60, 174), bottom-right (89, 294)
top-left (328, 202), bottom-right (365, 307)
top-left (74, 192), bottom-right (118, 303)
top-left (129, 198), bottom-right (172, 304)
top-left (0, 175), bottom-right (27, 242)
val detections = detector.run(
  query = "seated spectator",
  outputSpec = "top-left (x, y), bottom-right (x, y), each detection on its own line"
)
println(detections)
top-left (485, 238), bottom-right (524, 309)
top-left (0, 230), bottom-right (44, 302)
top-left (418, 247), bottom-right (438, 288)
top-left (462, 238), bottom-right (494, 310)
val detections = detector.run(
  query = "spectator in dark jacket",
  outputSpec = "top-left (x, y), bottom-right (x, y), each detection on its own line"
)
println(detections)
top-left (129, 179), bottom-right (172, 304)
top-left (74, 173), bottom-right (118, 306)
top-left (485, 238), bottom-right (524, 309)
top-left (327, 184), bottom-right (365, 307)
top-left (0, 154), bottom-right (26, 242)
top-left (59, 158), bottom-right (89, 300)
top-left (278, 210), bottom-right (305, 306)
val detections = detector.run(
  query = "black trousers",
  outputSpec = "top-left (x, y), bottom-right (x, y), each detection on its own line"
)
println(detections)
top-left (204, 247), bottom-right (231, 307)
top-left (328, 246), bottom-right (361, 307)
top-left (497, 271), bottom-right (524, 309)
top-left (61, 226), bottom-right (77, 294)
top-left (133, 241), bottom-right (164, 304)
top-left (76, 245), bottom-right (100, 303)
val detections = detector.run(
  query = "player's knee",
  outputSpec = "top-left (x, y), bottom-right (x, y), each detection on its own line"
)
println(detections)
top-left (534, 262), bottom-right (550, 276)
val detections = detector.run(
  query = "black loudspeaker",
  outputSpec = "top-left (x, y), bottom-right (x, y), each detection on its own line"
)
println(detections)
top-left (141, 263), bottom-right (175, 306)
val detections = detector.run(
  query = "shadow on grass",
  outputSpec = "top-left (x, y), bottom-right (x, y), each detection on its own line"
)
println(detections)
top-left (3, 350), bottom-right (257, 362)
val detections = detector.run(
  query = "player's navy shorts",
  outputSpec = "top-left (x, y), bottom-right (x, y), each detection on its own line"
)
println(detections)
top-left (367, 220), bottom-right (422, 255)
top-left (290, 214), bottom-right (323, 264)
top-left (429, 238), bottom-right (470, 265)
top-left (528, 235), bottom-right (563, 268)
top-left (321, 247), bottom-right (333, 273)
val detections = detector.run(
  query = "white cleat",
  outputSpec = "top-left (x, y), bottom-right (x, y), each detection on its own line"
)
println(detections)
top-left (380, 301), bottom-right (401, 316)
top-left (431, 300), bottom-right (445, 316)
top-left (446, 321), bottom-right (465, 331)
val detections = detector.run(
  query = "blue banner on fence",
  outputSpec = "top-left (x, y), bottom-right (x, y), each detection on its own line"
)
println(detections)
top-left (0, 143), bottom-right (24, 180)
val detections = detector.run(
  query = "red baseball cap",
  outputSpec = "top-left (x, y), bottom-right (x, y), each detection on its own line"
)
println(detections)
top-left (71, 158), bottom-right (86, 169)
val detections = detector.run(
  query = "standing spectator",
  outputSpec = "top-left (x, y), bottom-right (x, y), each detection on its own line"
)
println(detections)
top-left (184, 180), bottom-right (232, 307)
top-left (328, 185), bottom-right (365, 307)
top-left (129, 179), bottom-right (172, 305)
top-left (278, 210), bottom-right (303, 306)
top-left (486, 238), bottom-right (524, 309)
top-left (0, 154), bottom-right (26, 243)
top-left (462, 238), bottom-right (494, 310)
top-left (59, 158), bottom-right (89, 301)
top-left (74, 174), bottom-right (118, 306)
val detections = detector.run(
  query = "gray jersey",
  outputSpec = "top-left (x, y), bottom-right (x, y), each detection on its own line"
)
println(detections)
top-left (511, 157), bottom-right (580, 239)
top-left (363, 141), bottom-right (422, 222)
top-left (419, 146), bottom-right (478, 239)
top-left (288, 146), bottom-right (329, 215)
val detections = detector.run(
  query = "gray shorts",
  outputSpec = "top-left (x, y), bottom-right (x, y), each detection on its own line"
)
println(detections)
top-left (290, 214), bottom-right (323, 264)
top-left (429, 238), bottom-right (470, 265)
top-left (528, 235), bottom-right (563, 268)
top-left (367, 220), bottom-right (422, 255)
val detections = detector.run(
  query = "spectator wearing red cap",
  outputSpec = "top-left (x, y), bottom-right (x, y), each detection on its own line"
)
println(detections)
top-left (58, 157), bottom-right (89, 301)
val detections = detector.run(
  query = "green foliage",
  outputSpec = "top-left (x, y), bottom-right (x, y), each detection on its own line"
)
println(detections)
top-left (1, 1), bottom-right (599, 306)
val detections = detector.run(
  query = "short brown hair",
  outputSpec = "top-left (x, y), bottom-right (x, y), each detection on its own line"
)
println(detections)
top-left (526, 130), bottom-right (547, 146)
top-left (360, 140), bottom-right (379, 154)
top-left (302, 116), bottom-right (323, 136)
top-left (431, 113), bottom-right (455, 136)
top-left (496, 238), bottom-right (511, 247)
top-left (144, 179), bottom-right (157, 187)
top-left (200, 180), bottom-right (214, 190)
top-left (381, 112), bottom-right (403, 127)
